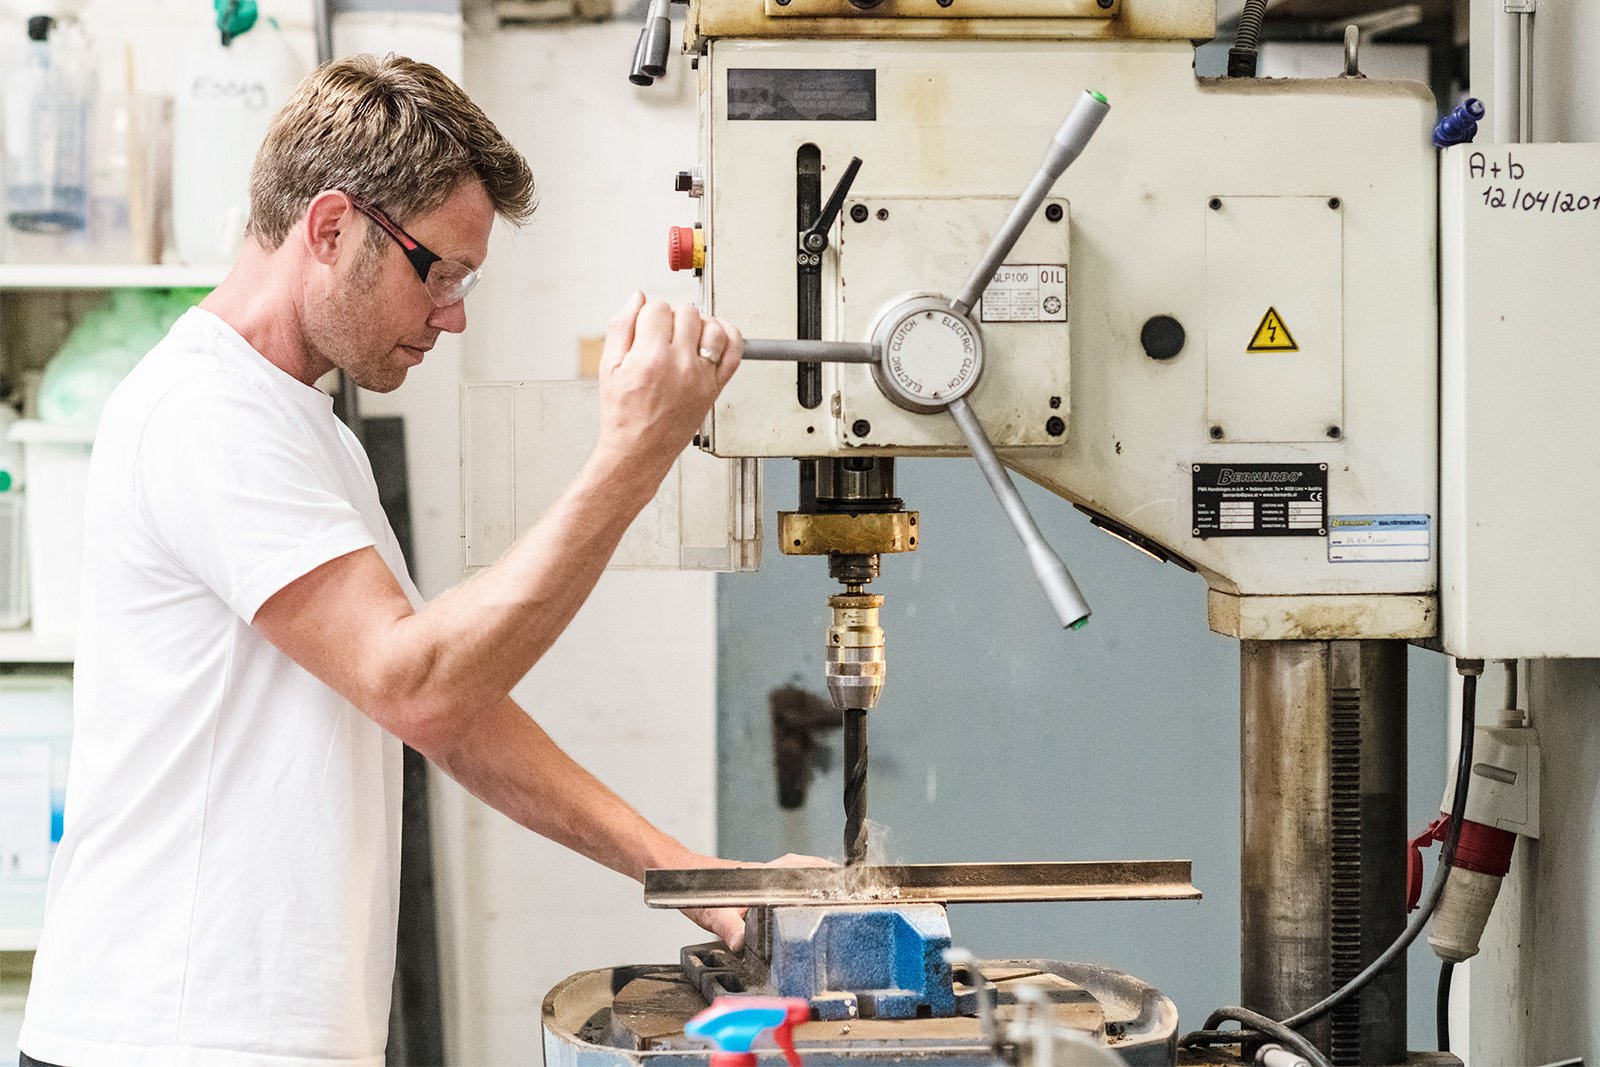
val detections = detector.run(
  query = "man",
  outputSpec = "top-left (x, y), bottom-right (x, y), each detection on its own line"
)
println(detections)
top-left (20, 54), bottom-right (813, 1066)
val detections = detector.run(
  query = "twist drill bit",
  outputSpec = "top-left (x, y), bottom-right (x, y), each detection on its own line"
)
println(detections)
top-left (844, 707), bottom-right (868, 865)
top-left (826, 584), bottom-right (882, 867)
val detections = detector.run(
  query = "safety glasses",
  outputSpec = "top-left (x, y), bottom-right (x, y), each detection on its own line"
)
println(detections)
top-left (350, 197), bottom-right (483, 307)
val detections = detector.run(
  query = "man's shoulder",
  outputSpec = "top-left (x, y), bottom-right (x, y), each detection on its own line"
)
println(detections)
top-left (107, 315), bottom-right (287, 435)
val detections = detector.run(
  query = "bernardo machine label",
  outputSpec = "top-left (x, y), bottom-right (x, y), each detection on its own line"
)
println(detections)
top-left (1328, 514), bottom-right (1431, 563)
top-left (1192, 463), bottom-right (1327, 538)
top-left (980, 265), bottom-right (1068, 323)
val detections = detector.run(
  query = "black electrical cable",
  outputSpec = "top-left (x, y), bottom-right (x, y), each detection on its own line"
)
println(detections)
top-left (1437, 960), bottom-right (1454, 1052)
top-left (1198, 1007), bottom-right (1332, 1067)
top-left (1179, 662), bottom-right (1481, 1057)
top-left (1280, 668), bottom-right (1477, 1027)
top-left (1228, 0), bottom-right (1269, 77)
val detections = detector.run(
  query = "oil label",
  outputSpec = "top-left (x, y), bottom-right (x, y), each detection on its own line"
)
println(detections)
top-left (980, 264), bottom-right (1068, 323)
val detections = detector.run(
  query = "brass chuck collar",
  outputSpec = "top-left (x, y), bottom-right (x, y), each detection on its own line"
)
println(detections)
top-left (827, 593), bottom-right (885, 711)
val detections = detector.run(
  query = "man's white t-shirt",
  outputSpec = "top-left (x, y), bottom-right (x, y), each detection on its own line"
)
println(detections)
top-left (20, 308), bottom-right (417, 1066)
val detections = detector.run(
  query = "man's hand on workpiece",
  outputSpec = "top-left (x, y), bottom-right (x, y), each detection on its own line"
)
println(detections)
top-left (595, 292), bottom-right (744, 493)
top-left (677, 852), bottom-right (834, 952)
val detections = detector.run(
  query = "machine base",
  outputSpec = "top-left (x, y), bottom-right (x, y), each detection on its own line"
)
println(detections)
top-left (543, 960), bottom-right (1179, 1067)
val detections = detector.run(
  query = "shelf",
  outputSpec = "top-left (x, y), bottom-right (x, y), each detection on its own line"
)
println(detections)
top-left (8, 421), bottom-right (93, 446)
top-left (0, 264), bottom-right (226, 290)
top-left (0, 630), bottom-right (74, 663)
top-left (0, 928), bottom-right (40, 952)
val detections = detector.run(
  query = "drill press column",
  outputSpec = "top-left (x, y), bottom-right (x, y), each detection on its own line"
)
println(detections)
top-left (1240, 640), bottom-right (1408, 1066)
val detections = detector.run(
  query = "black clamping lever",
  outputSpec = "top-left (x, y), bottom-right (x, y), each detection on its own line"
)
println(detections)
top-left (800, 157), bottom-right (863, 256)
top-left (628, 0), bottom-right (672, 85)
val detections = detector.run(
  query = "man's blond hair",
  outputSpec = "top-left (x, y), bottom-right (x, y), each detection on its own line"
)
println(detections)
top-left (248, 54), bottom-right (535, 248)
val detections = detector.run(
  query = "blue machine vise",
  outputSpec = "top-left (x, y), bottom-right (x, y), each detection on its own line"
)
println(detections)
top-left (682, 904), bottom-right (957, 1022)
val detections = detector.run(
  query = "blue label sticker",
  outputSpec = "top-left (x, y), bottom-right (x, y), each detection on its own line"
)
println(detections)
top-left (1328, 514), bottom-right (1430, 563)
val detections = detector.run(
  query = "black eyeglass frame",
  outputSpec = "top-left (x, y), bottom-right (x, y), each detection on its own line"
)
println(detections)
top-left (349, 196), bottom-right (481, 307)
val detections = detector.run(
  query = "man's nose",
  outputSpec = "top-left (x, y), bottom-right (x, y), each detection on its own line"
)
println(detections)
top-left (429, 300), bottom-right (467, 334)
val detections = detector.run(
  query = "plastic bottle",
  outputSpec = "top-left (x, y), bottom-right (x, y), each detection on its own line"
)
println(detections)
top-left (2, 15), bottom-right (92, 235)
top-left (171, 1), bottom-right (304, 265)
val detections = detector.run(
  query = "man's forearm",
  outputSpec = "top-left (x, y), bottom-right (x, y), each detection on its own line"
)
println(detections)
top-left (433, 694), bottom-right (693, 881)
top-left (385, 445), bottom-right (670, 733)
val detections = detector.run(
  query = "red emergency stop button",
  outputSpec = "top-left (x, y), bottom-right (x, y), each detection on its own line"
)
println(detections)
top-left (668, 225), bottom-right (705, 271)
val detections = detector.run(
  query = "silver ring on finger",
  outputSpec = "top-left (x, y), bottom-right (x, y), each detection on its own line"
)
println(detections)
top-left (697, 346), bottom-right (723, 366)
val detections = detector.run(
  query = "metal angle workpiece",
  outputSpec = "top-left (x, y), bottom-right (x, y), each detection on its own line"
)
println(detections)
top-left (643, 860), bottom-right (1200, 908)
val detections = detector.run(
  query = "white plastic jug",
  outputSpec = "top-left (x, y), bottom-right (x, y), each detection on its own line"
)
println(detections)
top-left (171, 15), bottom-right (302, 265)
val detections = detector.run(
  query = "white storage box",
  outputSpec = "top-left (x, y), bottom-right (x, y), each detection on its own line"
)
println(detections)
top-left (7, 421), bottom-right (93, 641)
top-left (0, 670), bottom-right (72, 943)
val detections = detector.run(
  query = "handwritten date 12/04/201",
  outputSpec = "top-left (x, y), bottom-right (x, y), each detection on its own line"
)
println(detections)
top-left (1482, 186), bottom-right (1600, 213)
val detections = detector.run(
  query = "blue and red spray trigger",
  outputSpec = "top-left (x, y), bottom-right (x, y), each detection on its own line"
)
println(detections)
top-left (685, 997), bottom-right (810, 1067)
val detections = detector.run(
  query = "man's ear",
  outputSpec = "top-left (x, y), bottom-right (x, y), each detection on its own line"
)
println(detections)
top-left (302, 190), bottom-right (357, 267)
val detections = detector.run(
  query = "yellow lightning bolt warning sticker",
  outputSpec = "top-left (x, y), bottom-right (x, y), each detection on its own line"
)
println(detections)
top-left (1247, 307), bottom-right (1299, 352)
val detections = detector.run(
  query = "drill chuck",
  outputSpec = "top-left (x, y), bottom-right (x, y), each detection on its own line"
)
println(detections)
top-left (826, 593), bottom-right (885, 711)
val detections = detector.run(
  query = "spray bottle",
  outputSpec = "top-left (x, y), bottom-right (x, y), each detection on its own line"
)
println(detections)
top-left (685, 997), bottom-right (810, 1067)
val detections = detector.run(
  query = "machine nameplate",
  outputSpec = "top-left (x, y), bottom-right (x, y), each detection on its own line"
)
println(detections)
top-left (1192, 463), bottom-right (1327, 539)
top-left (979, 264), bottom-right (1067, 323)
top-left (727, 68), bottom-right (876, 121)
top-left (1328, 514), bottom-right (1430, 564)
